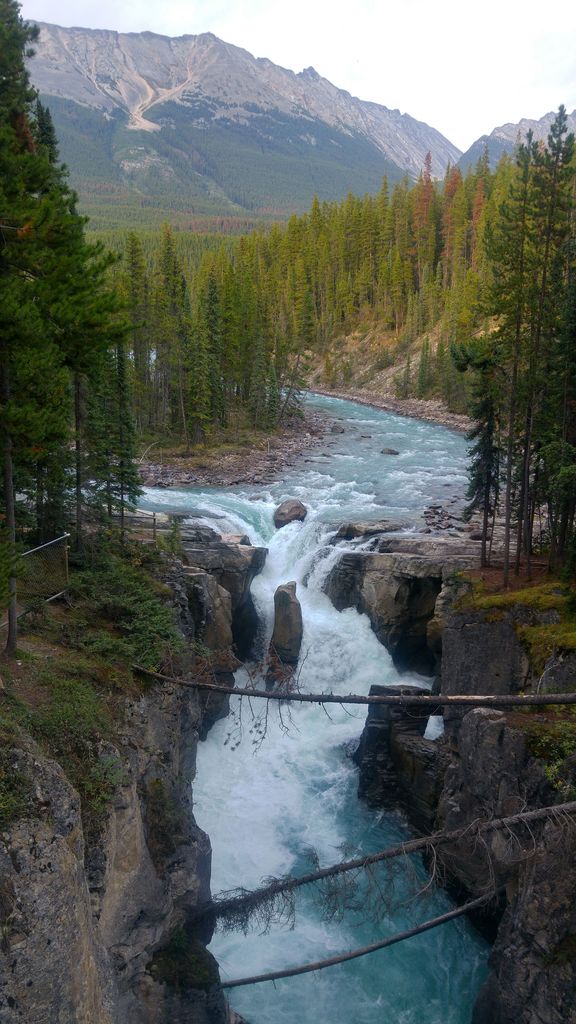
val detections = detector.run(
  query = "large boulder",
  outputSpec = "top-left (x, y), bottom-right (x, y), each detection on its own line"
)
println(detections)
top-left (273, 499), bottom-right (307, 529)
top-left (440, 606), bottom-right (561, 742)
top-left (269, 582), bottom-right (303, 666)
top-left (183, 570), bottom-right (233, 651)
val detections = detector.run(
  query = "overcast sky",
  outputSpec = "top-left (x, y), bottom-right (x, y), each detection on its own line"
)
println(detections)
top-left (19, 0), bottom-right (576, 152)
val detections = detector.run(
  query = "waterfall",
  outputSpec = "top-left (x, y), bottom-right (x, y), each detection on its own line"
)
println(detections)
top-left (142, 394), bottom-right (488, 1024)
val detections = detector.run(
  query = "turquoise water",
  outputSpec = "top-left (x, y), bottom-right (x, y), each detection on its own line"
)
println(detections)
top-left (141, 394), bottom-right (487, 1023)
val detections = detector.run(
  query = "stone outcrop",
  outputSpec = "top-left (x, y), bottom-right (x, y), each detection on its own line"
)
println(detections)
top-left (436, 710), bottom-right (552, 893)
top-left (181, 539), bottom-right (267, 659)
top-left (440, 607), bottom-right (560, 743)
top-left (0, 681), bottom-right (227, 1024)
top-left (324, 548), bottom-right (476, 674)
top-left (472, 820), bottom-right (576, 1024)
top-left (354, 592), bottom-right (576, 1024)
top-left (0, 541), bottom-right (261, 1024)
top-left (330, 520), bottom-right (410, 542)
top-left (273, 500), bottom-right (308, 529)
top-left (268, 582), bottom-right (303, 668)
top-left (539, 650), bottom-right (576, 694)
top-left (354, 685), bottom-right (448, 832)
top-left (161, 561), bottom-right (235, 736)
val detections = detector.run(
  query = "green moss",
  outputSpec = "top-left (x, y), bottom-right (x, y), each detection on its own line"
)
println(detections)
top-left (517, 623), bottom-right (576, 674)
top-left (462, 581), bottom-right (576, 672)
top-left (466, 582), bottom-right (570, 615)
top-left (149, 929), bottom-right (220, 991)
top-left (514, 710), bottom-right (576, 794)
top-left (145, 778), bottom-right (187, 869)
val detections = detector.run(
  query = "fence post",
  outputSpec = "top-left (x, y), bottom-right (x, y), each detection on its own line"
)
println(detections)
top-left (153, 513), bottom-right (157, 543)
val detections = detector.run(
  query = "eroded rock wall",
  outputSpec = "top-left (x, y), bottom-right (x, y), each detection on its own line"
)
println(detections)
top-left (353, 602), bottom-right (576, 1024)
top-left (0, 540), bottom-right (268, 1024)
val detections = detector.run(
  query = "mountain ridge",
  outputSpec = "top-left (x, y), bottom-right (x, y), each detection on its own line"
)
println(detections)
top-left (459, 107), bottom-right (576, 171)
top-left (28, 22), bottom-right (461, 228)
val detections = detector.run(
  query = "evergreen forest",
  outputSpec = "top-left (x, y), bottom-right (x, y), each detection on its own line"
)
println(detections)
top-left (1, 0), bottom-right (576, 660)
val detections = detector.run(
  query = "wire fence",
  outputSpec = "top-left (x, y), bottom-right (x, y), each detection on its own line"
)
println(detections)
top-left (0, 533), bottom-right (70, 629)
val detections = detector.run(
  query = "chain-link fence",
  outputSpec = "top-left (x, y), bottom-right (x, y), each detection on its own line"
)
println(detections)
top-left (0, 533), bottom-right (70, 629)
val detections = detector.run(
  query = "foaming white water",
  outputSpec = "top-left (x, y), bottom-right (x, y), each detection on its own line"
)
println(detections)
top-left (142, 395), bottom-right (487, 1023)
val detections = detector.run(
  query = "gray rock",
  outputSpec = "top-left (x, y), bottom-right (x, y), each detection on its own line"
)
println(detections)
top-left (538, 650), bottom-right (576, 693)
top-left (354, 685), bottom-right (448, 832)
top-left (0, 681), bottom-right (221, 1024)
top-left (324, 549), bottom-right (476, 674)
top-left (381, 447), bottom-right (400, 455)
top-left (440, 608), bottom-right (556, 742)
top-left (273, 499), bottom-right (308, 529)
top-left (331, 520), bottom-right (410, 542)
top-left (269, 582), bottom-right (303, 667)
top-left (181, 542), bottom-right (267, 613)
top-left (437, 709), bottom-right (551, 894)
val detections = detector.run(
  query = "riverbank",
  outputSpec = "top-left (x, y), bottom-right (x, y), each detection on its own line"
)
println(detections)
top-left (139, 409), bottom-right (329, 489)
top-left (312, 388), bottom-right (473, 433)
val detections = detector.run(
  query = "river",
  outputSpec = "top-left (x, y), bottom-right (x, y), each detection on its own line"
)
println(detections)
top-left (142, 393), bottom-right (489, 1024)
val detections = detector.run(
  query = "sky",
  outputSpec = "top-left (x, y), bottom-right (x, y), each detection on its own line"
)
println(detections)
top-left (19, 0), bottom-right (576, 152)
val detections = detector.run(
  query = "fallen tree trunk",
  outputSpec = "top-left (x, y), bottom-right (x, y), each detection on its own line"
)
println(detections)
top-left (220, 891), bottom-right (498, 988)
top-left (134, 665), bottom-right (576, 708)
top-left (192, 801), bottom-right (576, 927)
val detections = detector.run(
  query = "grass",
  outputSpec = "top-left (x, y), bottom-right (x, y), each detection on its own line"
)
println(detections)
top-left (466, 581), bottom-right (569, 613)
top-left (0, 748), bottom-right (35, 831)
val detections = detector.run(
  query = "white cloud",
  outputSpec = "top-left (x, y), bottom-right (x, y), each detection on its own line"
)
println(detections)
top-left (20, 0), bottom-right (576, 150)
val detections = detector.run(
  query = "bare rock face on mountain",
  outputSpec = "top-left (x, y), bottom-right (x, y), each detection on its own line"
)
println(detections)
top-left (459, 107), bottom-right (576, 171)
top-left (27, 23), bottom-right (461, 224)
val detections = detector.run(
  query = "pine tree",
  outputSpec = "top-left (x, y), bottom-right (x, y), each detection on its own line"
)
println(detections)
top-left (453, 341), bottom-right (501, 567)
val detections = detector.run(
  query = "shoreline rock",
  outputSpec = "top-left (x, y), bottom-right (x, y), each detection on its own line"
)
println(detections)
top-left (139, 409), bottom-right (329, 489)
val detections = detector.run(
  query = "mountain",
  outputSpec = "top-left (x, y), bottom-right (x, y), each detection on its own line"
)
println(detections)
top-left (28, 23), bottom-right (461, 230)
top-left (459, 108), bottom-right (576, 172)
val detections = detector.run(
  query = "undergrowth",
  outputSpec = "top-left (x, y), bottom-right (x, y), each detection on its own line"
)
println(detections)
top-left (0, 549), bottom-right (184, 833)
top-left (148, 927), bottom-right (220, 991)
top-left (513, 708), bottom-right (576, 797)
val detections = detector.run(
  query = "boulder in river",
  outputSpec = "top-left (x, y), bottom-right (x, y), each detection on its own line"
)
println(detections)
top-left (269, 582), bottom-right (303, 666)
top-left (330, 423), bottom-right (345, 434)
top-left (273, 499), bottom-right (308, 529)
top-left (381, 447), bottom-right (400, 455)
